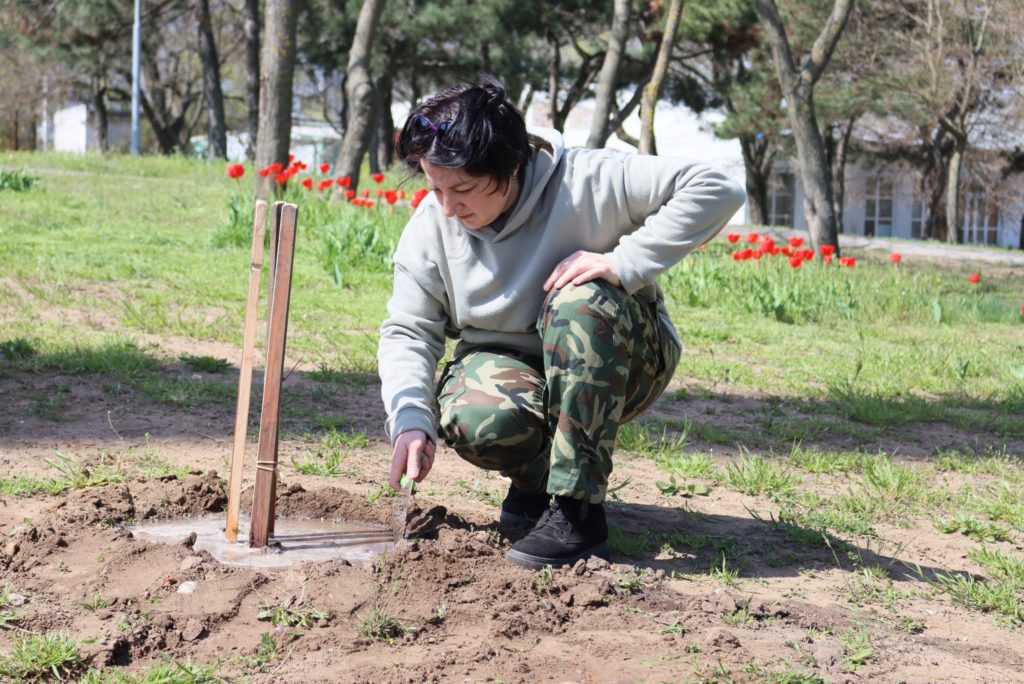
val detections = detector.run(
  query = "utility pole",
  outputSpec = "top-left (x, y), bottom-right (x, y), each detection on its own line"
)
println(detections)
top-left (131, 0), bottom-right (142, 156)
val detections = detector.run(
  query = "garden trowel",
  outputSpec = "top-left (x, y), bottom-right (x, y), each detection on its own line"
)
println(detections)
top-left (390, 475), bottom-right (414, 542)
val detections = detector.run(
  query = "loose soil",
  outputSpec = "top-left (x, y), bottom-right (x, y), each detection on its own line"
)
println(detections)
top-left (1, 296), bottom-right (1023, 682)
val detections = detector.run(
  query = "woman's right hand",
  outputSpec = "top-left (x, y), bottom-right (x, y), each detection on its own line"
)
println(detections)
top-left (389, 430), bottom-right (436, 491)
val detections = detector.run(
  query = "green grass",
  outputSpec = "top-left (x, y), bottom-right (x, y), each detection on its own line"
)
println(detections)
top-left (78, 658), bottom-right (226, 683)
top-left (0, 631), bottom-right (84, 682)
top-left (0, 452), bottom-right (124, 497)
top-left (721, 453), bottom-right (801, 501)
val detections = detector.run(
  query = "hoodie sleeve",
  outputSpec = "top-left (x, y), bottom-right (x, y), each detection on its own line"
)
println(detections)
top-left (377, 231), bottom-right (449, 446)
top-left (605, 154), bottom-right (746, 294)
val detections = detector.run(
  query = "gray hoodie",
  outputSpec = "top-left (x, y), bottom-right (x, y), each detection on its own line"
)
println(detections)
top-left (378, 128), bottom-right (746, 444)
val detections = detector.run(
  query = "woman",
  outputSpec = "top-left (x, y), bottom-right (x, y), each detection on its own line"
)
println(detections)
top-left (378, 77), bottom-right (745, 569)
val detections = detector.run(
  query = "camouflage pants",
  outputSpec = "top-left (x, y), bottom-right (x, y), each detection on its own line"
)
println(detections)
top-left (437, 281), bottom-right (681, 503)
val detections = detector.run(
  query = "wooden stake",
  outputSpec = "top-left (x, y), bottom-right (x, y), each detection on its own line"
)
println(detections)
top-left (265, 202), bottom-right (284, 537)
top-left (225, 200), bottom-right (268, 543)
top-left (250, 203), bottom-right (298, 548)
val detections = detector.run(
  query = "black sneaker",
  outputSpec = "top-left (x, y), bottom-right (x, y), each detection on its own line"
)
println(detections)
top-left (500, 484), bottom-right (550, 527)
top-left (506, 496), bottom-right (609, 569)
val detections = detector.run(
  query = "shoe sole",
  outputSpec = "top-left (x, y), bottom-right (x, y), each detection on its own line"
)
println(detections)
top-left (499, 510), bottom-right (541, 528)
top-left (506, 541), bottom-right (611, 570)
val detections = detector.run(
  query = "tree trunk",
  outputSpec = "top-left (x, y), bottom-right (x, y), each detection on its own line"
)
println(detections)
top-left (754, 0), bottom-right (853, 252)
top-left (639, 0), bottom-right (684, 155)
top-left (196, 0), bottom-right (227, 159)
top-left (740, 133), bottom-right (773, 226)
top-left (374, 70), bottom-right (394, 170)
top-left (91, 84), bottom-right (109, 152)
top-left (585, 0), bottom-right (631, 149)
top-left (255, 0), bottom-right (300, 196)
top-left (335, 0), bottom-right (387, 187)
top-left (244, 0), bottom-right (260, 160)
top-left (546, 30), bottom-right (562, 131)
top-left (828, 116), bottom-right (856, 233)
top-left (945, 140), bottom-right (964, 243)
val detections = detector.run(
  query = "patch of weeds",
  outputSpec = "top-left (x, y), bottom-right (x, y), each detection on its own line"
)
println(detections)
top-left (136, 375), bottom-right (235, 409)
top-left (929, 571), bottom-right (1023, 624)
top-left (934, 513), bottom-right (1013, 543)
top-left (257, 597), bottom-right (331, 628)
top-left (367, 484), bottom-right (399, 503)
top-left (709, 553), bottom-right (740, 587)
top-left (46, 452), bottom-right (124, 489)
top-left (242, 632), bottom-right (281, 674)
top-left (739, 662), bottom-right (826, 684)
top-left (787, 444), bottom-right (863, 474)
top-left (135, 454), bottom-right (192, 479)
top-left (80, 657), bottom-right (226, 683)
top-left (656, 475), bottom-right (711, 498)
top-left (660, 530), bottom-right (712, 552)
top-left (689, 421), bottom-right (739, 445)
top-left (0, 586), bottom-right (19, 630)
top-left (290, 448), bottom-right (348, 477)
top-left (659, 620), bottom-right (688, 635)
top-left (969, 547), bottom-right (1024, 585)
top-left (970, 481), bottom-right (1024, 530)
top-left (30, 385), bottom-right (71, 420)
top-left (0, 631), bottom-right (84, 682)
top-left (0, 473), bottom-right (67, 497)
top-left (616, 419), bottom-right (690, 458)
top-left (722, 597), bottom-right (755, 626)
top-left (615, 568), bottom-right (649, 595)
top-left (843, 568), bottom-right (914, 611)
top-left (608, 526), bottom-right (649, 558)
top-left (451, 478), bottom-right (503, 508)
top-left (73, 593), bottom-right (113, 612)
top-left (533, 565), bottom-right (555, 594)
top-left (357, 600), bottom-right (410, 643)
top-left (179, 354), bottom-right (232, 373)
top-left (785, 492), bottom-right (877, 537)
top-left (655, 451), bottom-right (718, 479)
top-left (860, 455), bottom-right (926, 508)
top-left (322, 427), bottom-right (369, 449)
top-left (749, 509), bottom-right (831, 548)
top-left (722, 453), bottom-right (800, 501)
top-left (838, 628), bottom-right (874, 671)
top-left (0, 337), bottom-right (37, 361)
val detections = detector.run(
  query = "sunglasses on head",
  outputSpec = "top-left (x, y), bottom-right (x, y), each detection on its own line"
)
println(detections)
top-left (412, 113), bottom-right (454, 139)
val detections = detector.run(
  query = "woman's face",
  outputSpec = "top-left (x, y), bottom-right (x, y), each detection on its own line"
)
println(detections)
top-left (420, 160), bottom-right (518, 230)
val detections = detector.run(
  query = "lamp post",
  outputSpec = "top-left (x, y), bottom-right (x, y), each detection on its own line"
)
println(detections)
top-left (130, 0), bottom-right (141, 156)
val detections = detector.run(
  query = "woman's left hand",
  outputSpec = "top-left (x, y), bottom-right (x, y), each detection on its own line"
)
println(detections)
top-left (543, 250), bottom-right (621, 292)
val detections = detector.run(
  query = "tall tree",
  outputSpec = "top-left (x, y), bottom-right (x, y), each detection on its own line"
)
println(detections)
top-left (639, 0), bottom-right (685, 155)
top-left (335, 0), bottom-right (386, 186)
top-left (195, 0), bottom-right (227, 158)
top-left (754, 0), bottom-right (853, 251)
top-left (585, 0), bottom-right (631, 148)
top-left (255, 0), bottom-right (300, 196)
top-left (244, 0), bottom-right (260, 160)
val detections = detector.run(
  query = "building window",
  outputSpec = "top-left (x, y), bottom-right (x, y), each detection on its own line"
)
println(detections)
top-left (964, 191), bottom-right (999, 245)
top-left (768, 172), bottom-right (795, 227)
top-left (864, 175), bottom-right (893, 237)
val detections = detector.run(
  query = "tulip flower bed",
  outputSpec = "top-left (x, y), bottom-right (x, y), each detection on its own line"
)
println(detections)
top-left (1, 151), bottom-right (1024, 683)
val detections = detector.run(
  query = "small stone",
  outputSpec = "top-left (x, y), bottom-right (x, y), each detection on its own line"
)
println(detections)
top-left (3, 541), bottom-right (18, 558)
top-left (653, 569), bottom-right (666, 580)
top-left (181, 532), bottom-right (197, 549)
top-left (177, 581), bottom-right (199, 594)
top-left (179, 556), bottom-right (202, 572)
top-left (571, 584), bottom-right (606, 608)
top-left (585, 556), bottom-right (609, 571)
top-left (7, 593), bottom-right (27, 607)
top-left (181, 619), bottom-right (207, 642)
top-left (572, 559), bottom-right (587, 576)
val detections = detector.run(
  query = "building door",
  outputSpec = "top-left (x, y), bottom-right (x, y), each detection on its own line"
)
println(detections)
top-left (768, 172), bottom-right (795, 228)
top-left (864, 175), bottom-right (894, 237)
top-left (963, 191), bottom-right (1000, 245)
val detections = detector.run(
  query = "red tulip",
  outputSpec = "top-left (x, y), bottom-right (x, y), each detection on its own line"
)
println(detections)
top-left (301, 177), bottom-right (313, 190)
top-left (820, 244), bottom-right (836, 257)
top-left (727, 233), bottom-right (740, 243)
top-left (371, 172), bottom-right (385, 184)
top-left (768, 245), bottom-right (780, 256)
top-left (789, 256), bottom-right (802, 269)
top-left (226, 163), bottom-right (245, 179)
top-left (1020, 304), bottom-right (1024, 316)
top-left (732, 252), bottom-right (742, 261)
top-left (319, 162), bottom-right (331, 174)
top-left (345, 189), bottom-right (356, 199)
top-left (890, 253), bottom-right (902, 264)
top-left (745, 232), bottom-right (760, 243)
top-left (274, 172), bottom-right (288, 186)
top-left (361, 188), bottom-right (370, 198)
top-left (269, 162), bottom-right (283, 174)
top-left (780, 246), bottom-right (793, 257)
top-left (375, 188), bottom-right (384, 197)
top-left (845, 257), bottom-right (856, 268)
top-left (317, 179), bottom-right (333, 191)
top-left (337, 176), bottom-right (352, 187)
top-left (823, 255), bottom-right (833, 265)
top-left (968, 273), bottom-right (981, 283)
top-left (384, 190), bottom-right (398, 205)
top-left (258, 167), bottom-right (271, 177)
top-left (288, 154), bottom-right (295, 162)
top-left (399, 190), bottom-right (407, 199)
top-left (788, 236), bottom-right (804, 248)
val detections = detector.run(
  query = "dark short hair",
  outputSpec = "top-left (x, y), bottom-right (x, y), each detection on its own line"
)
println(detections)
top-left (397, 76), bottom-right (531, 187)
